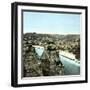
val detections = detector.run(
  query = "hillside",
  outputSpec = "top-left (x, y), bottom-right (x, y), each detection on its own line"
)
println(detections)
top-left (23, 33), bottom-right (80, 60)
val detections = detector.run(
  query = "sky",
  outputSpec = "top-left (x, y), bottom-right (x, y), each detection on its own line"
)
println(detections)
top-left (23, 11), bottom-right (80, 34)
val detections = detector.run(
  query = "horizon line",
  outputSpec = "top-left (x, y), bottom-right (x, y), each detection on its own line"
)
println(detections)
top-left (23, 32), bottom-right (80, 35)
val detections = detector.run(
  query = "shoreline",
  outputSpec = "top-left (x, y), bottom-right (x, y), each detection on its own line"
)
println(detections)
top-left (59, 50), bottom-right (80, 64)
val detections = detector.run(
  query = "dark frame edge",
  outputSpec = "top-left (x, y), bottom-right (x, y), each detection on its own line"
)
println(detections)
top-left (11, 2), bottom-right (18, 87)
top-left (85, 6), bottom-right (88, 83)
top-left (13, 2), bottom-right (87, 9)
top-left (14, 80), bottom-right (87, 87)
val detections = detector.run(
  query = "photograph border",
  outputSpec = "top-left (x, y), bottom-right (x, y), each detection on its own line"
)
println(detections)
top-left (11, 2), bottom-right (88, 87)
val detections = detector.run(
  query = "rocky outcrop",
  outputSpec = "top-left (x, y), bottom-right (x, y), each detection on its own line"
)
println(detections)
top-left (23, 46), bottom-right (43, 77)
top-left (23, 33), bottom-right (64, 77)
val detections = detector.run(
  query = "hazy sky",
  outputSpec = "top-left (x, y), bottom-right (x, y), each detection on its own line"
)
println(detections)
top-left (23, 11), bottom-right (80, 34)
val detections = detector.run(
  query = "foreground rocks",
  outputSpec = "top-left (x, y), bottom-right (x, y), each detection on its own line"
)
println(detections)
top-left (23, 46), bottom-right (64, 77)
top-left (23, 33), bottom-right (64, 77)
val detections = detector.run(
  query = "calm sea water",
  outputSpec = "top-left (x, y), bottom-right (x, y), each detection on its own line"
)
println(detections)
top-left (34, 46), bottom-right (80, 75)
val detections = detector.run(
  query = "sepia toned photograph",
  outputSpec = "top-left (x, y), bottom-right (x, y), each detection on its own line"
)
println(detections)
top-left (22, 11), bottom-right (80, 77)
top-left (11, 2), bottom-right (87, 87)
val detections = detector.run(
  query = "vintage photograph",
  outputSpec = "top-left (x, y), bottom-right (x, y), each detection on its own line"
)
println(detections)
top-left (22, 11), bottom-right (80, 77)
top-left (11, 2), bottom-right (87, 87)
